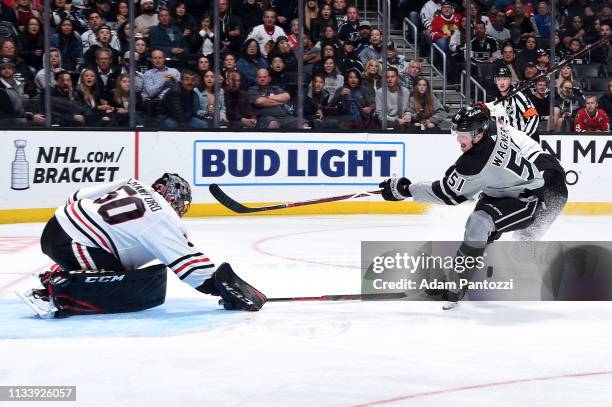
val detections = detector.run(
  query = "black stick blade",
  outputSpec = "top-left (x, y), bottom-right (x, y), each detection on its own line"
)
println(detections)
top-left (209, 184), bottom-right (257, 213)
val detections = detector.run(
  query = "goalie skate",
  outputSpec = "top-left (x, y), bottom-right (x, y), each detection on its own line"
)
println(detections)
top-left (16, 289), bottom-right (57, 319)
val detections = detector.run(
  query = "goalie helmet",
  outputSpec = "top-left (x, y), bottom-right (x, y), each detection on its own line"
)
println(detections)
top-left (152, 173), bottom-right (192, 217)
top-left (451, 105), bottom-right (490, 140)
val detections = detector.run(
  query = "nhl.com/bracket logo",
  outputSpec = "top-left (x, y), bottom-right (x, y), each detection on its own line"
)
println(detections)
top-left (9, 139), bottom-right (126, 191)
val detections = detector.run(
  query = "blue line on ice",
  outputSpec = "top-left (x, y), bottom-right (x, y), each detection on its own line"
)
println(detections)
top-left (1, 298), bottom-right (244, 339)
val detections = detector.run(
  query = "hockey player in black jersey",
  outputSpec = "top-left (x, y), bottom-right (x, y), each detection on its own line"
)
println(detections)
top-left (379, 105), bottom-right (567, 308)
top-left (18, 173), bottom-right (267, 318)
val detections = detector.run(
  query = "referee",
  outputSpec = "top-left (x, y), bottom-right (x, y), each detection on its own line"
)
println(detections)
top-left (489, 67), bottom-right (541, 141)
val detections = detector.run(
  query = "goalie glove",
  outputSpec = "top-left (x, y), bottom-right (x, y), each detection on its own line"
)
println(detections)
top-left (379, 177), bottom-right (412, 201)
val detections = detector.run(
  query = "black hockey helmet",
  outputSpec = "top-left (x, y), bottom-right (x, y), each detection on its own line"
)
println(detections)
top-left (152, 173), bottom-right (192, 217)
top-left (451, 105), bottom-right (489, 140)
top-left (494, 66), bottom-right (512, 78)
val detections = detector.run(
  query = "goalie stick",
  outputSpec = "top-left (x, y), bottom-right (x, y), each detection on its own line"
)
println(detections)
top-left (493, 35), bottom-right (610, 105)
top-left (267, 292), bottom-right (408, 302)
top-left (209, 183), bottom-right (383, 214)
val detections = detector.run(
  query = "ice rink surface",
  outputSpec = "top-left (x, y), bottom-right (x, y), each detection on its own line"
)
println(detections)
top-left (2, 205), bottom-right (612, 407)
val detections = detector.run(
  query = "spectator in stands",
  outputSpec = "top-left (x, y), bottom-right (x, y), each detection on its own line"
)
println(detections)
top-left (329, 68), bottom-right (376, 129)
top-left (430, 1), bottom-right (461, 54)
top-left (494, 44), bottom-right (520, 85)
top-left (51, 0), bottom-right (88, 34)
top-left (362, 58), bottom-right (382, 92)
top-left (337, 5), bottom-right (360, 43)
top-left (20, 17), bottom-right (44, 70)
top-left (471, 20), bottom-right (499, 63)
top-left (84, 24), bottom-right (121, 68)
top-left (310, 4), bottom-right (335, 43)
top-left (267, 36), bottom-right (297, 72)
top-left (420, 0), bottom-right (442, 42)
top-left (246, 68), bottom-right (299, 129)
top-left (134, 38), bottom-right (152, 73)
top-left (337, 39), bottom-right (363, 75)
top-left (313, 44), bottom-right (340, 76)
top-left (81, 11), bottom-right (120, 54)
top-left (237, 38), bottom-right (267, 88)
top-left (196, 69), bottom-right (227, 126)
top-left (314, 23), bottom-right (342, 52)
top-left (50, 18), bottom-right (84, 71)
top-left (48, 70), bottom-right (87, 126)
top-left (287, 18), bottom-right (300, 50)
top-left (120, 51), bottom-right (144, 94)
top-left (93, 48), bottom-right (120, 101)
top-left (598, 80), bottom-right (612, 118)
top-left (535, 48), bottom-right (549, 75)
top-left (305, 73), bottom-right (337, 128)
top-left (562, 15), bottom-right (586, 48)
top-left (75, 67), bottom-right (113, 125)
top-left (273, 0), bottom-right (297, 31)
top-left (143, 48), bottom-right (181, 99)
top-left (190, 14), bottom-right (214, 57)
top-left (375, 67), bottom-right (411, 130)
top-left (521, 61), bottom-right (539, 89)
top-left (304, 0), bottom-right (318, 33)
top-left (221, 53), bottom-right (238, 82)
top-left (224, 71), bottom-right (257, 128)
top-left (574, 95), bottom-right (610, 132)
top-left (115, 0), bottom-right (129, 28)
top-left (93, 0), bottom-right (117, 28)
top-left (384, 42), bottom-right (409, 87)
top-left (35, 48), bottom-right (62, 91)
top-left (134, 0), bottom-right (158, 36)
top-left (332, 0), bottom-right (348, 26)
top-left (405, 59), bottom-right (422, 92)
top-left (0, 58), bottom-right (25, 123)
top-left (507, 21), bottom-right (524, 50)
top-left (406, 78), bottom-right (446, 130)
top-left (0, 2), bottom-right (18, 29)
top-left (515, 34), bottom-right (537, 70)
top-left (359, 27), bottom-right (384, 65)
top-left (487, 11), bottom-right (511, 44)
top-left (568, 38), bottom-right (591, 64)
top-left (233, 0), bottom-right (263, 37)
top-left (555, 78), bottom-right (585, 131)
top-left (0, 38), bottom-right (36, 97)
top-left (247, 9), bottom-right (285, 57)
top-left (354, 20), bottom-right (372, 53)
top-left (508, 1), bottom-right (537, 39)
top-left (268, 56), bottom-right (294, 91)
top-left (171, 2), bottom-right (196, 43)
top-left (14, 0), bottom-right (39, 32)
top-left (555, 64), bottom-right (579, 94)
top-left (299, 34), bottom-right (322, 73)
top-left (319, 56), bottom-right (344, 96)
top-left (589, 23), bottom-right (610, 68)
top-left (149, 8), bottom-right (189, 62)
top-left (218, 0), bottom-right (243, 54)
top-left (528, 77), bottom-right (554, 125)
top-left (531, 1), bottom-right (556, 38)
top-left (159, 69), bottom-right (207, 128)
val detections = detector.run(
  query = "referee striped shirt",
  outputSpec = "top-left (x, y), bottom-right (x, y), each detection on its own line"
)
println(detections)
top-left (498, 87), bottom-right (540, 139)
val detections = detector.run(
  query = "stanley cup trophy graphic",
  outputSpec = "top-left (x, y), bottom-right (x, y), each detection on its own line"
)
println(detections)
top-left (11, 139), bottom-right (29, 190)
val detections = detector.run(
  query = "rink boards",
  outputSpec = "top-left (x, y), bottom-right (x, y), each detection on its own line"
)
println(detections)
top-left (1, 129), bottom-right (611, 222)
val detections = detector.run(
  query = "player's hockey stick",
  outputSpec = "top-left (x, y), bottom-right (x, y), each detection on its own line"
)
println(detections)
top-left (493, 35), bottom-right (610, 105)
top-left (209, 183), bottom-right (383, 214)
top-left (267, 292), bottom-right (408, 302)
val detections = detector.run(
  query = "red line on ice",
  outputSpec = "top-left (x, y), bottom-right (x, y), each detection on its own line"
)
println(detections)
top-left (353, 370), bottom-right (612, 406)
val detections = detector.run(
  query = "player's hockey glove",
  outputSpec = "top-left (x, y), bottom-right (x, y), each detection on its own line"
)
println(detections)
top-left (213, 263), bottom-right (267, 311)
top-left (379, 177), bottom-right (412, 201)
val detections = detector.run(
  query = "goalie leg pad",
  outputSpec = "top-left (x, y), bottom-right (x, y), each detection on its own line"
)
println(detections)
top-left (48, 264), bottom-right (167, 318)
top-left (213, 263), bottom-right (267, 311)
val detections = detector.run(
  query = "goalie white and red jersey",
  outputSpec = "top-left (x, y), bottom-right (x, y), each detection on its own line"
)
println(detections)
top-left (54, 178), bottom-right (214, 288)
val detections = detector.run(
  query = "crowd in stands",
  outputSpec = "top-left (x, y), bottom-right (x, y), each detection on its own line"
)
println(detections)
top-left (0, 0), bottom-right (609, 132)
top-left (403, 0), bottom-right (610, 132)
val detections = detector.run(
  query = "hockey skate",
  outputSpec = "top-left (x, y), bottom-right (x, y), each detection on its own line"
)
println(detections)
top-left (16, 288), bottom-right (57, 319)
top-left (213, 263), bottom-right (267, 311)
